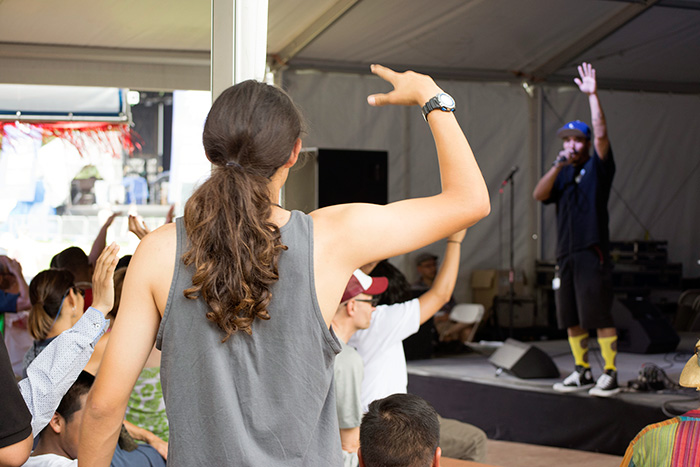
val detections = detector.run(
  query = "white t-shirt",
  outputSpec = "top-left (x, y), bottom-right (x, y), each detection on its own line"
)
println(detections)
top-left (348, 298), bottom-right (420, 412)
top-left (23, 453), bottom-right (77, 466)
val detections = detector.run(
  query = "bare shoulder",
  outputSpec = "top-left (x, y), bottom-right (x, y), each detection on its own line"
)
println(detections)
top-left (127, 222), bottom-right (177, 313)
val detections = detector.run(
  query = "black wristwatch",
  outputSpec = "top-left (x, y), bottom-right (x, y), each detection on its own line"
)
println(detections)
top-left (421, 93), bottom-right (455, 121)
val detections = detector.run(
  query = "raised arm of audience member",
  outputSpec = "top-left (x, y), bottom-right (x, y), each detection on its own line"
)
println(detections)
top-left (0, 256), bottom-right (30, 312)
top-left (128, 215), bottom-right (151, 240)
top-left (88, 213), bottom-right (118, 267)
top-left (417, 229), bottom-right (466, 324)
top-left (18, 244), bottom-right (119, 436)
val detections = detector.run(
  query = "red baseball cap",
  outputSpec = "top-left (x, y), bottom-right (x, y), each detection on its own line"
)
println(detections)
top-left (341, 269), bottom-right (388, 303)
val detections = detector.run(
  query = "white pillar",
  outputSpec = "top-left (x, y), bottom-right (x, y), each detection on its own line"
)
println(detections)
top-left (211, 0), bottom-right (269, 101)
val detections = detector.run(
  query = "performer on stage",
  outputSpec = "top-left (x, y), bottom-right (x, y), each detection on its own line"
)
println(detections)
top-left (533, 62), bottom-right (619, 397)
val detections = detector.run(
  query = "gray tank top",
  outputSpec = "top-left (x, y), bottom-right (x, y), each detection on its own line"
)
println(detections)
top-left (157, 211), bottom-right (342, 466)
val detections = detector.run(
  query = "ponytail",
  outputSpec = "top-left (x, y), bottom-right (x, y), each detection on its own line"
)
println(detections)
top-left (183, 80), bottom-right (303, 341)
top-left (27, 269), bottom-right (74, 340)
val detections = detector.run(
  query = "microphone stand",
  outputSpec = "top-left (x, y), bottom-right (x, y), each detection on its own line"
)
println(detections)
top-left (501, 167), bottom-right (518, 338)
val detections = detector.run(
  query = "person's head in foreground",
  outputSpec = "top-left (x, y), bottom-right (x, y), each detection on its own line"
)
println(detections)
top-left (359, 393), bottom-right (441, 467)
top-left (33, 371), bottom-right (95, 461)
top-left (183, 79), bottom-right (304, 339)
top-left (679, 338), bottom-right (700, 391)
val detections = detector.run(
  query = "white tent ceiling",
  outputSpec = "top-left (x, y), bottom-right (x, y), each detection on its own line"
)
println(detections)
top-left (0, 0), bottom-right (698, 93)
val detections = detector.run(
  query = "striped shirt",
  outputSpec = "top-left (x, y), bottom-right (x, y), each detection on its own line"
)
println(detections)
top-left (621, 409), bottom-right (700, 466)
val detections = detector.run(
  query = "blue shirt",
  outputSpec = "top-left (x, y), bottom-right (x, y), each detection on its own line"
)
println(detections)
top-left (544, 147), bottom-right (615, 259)
top-left (0, 290), bottom-right (19, 313)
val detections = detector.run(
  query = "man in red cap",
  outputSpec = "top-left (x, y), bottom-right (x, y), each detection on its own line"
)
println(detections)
top-left (332, 269), bottom-right (388, 467)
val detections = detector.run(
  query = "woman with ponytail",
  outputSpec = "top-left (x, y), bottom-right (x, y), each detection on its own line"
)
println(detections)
top-left (81, 65), bottom-right (490, 466)
top-left (22, 269), bottom-right (85, 375)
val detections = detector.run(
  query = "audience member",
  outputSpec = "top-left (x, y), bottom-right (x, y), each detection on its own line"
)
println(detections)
top-left (621, 339), bottom-right (700, 466)
top-left (0, 337), bottom-right (32, 467)
top-left (0, 245), bottom-right (118, 467)
top-left (350, 230), bottom-right (487, 462)
top-left (359, 393), bottom-right (441, 467)
top-left (23, 269), bottom-right (86, 374)
top-left (79, 65), bottom-right (490, 466)
top-left (51, 248), bottom-right (92, 310)
top-left (1, 255), bottom-right (32, 376)
top-left (333, 270), bottom-right (388, 466)
top-left (83, 266), bottom-right (169, 457)
top-left (23, 371), bottom-right (165, 467)
top-left (0, 256), bottom-right (31, 313)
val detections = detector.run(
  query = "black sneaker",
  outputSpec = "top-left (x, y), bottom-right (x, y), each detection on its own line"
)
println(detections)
top-left (553, 365), bottom-right (595, 392)
top-left (589, 369), bottom-right (621, 397)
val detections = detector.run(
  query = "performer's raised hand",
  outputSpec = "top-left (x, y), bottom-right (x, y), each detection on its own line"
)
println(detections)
top-left (367, 64), bottom-right (442, 108)
top-left (574, 62), bottom-right (597, 96)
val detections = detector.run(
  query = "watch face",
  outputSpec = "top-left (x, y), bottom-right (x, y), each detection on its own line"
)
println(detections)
top-left (437, 93), bottom-right (455, 108)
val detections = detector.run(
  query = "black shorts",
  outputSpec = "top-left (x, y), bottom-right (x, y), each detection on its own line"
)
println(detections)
top-left (555, 247), bottom-right (614, 330)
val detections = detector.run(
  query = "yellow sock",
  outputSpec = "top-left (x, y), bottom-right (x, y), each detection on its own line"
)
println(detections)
top-left (598, 335), bottom-right (617, 371)
top-left (568, 333), bottom-right (590, 368)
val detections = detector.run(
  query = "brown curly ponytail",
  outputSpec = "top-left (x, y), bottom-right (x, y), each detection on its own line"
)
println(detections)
top-left (27, 269), bottom-right (75, 340)
top-left (183, 80), bottom-right (303, 341)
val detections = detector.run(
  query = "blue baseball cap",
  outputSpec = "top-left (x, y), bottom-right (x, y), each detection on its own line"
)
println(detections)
top-left (557, 120), bottom-right (591, 140)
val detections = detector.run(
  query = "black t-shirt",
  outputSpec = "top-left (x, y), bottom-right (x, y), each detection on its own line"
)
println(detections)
top-left (544, 147), bottom-right (615, 259)
top-left (0, 337), bottom-right (32, 448)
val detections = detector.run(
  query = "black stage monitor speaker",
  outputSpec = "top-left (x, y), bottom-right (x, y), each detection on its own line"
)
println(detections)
top-left (612, 298), bottom-right (680, 354)
top-left (488, 339), bottom-right (559, 379)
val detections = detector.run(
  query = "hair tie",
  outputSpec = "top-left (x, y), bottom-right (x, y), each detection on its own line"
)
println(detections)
top-left (225, 160), bottom-right (243, 170)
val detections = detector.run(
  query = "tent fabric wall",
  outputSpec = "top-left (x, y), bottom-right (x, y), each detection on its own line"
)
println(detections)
top-left (284, 69), bottom-right (700, 302)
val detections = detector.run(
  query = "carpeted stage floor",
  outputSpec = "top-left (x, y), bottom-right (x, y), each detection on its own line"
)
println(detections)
top-left (407, 334), bottom-right (699, 456)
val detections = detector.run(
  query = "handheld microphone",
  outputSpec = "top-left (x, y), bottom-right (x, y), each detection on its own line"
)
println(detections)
top-left (501, 166), bottom-right (519, 186)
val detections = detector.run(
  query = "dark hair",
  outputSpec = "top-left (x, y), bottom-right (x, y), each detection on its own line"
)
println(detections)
top-left (53, 247), bottom-right (90, 277)
top-left (109, 267), bottom-right (128, 321)
top-left (370, 260), bottom-right (413, 306)
top-left (182, 80), bottom-right (303, 341)
top-left (56, 371), bottom-right (94, 423)
top-left (360, 394), bottom-right (440, 467)
top-left (115, 255), bottom-right (132, 271)
top-left (28, 269), bottom-right (75, 340)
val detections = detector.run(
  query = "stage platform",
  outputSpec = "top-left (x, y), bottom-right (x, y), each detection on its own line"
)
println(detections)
top-left (407, 334), bottom-right (700, 456)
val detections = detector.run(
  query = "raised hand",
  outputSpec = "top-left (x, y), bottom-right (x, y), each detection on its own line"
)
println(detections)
top-left (574, 62), bottom-right (597, 95)
top-left (165, 205), bottom-right (176, 224)
top-left (103, 212), bottom-right (118, 229)
top-left (367, 64), bottom-right (442, 108)
top-left (128, 215), bottom-right (151, 240)
top-left (91, 243), bottom-right (120, 315)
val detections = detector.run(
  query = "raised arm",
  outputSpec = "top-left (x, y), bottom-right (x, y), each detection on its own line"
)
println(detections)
top-left (417, 229), bottom-right (466, 324)
top-left (79, 225), bottom-right (175, 467)
top-left (88, 213), bottom-right (118, 267)
top-left (18, 244), bottom-right (118, 436)
top-left (575, 62), bottom-right (609, 159)
top-left (311, 65), bottom-right (490, 325)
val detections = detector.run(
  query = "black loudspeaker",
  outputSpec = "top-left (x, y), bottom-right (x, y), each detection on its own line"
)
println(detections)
top-left (317, 149), bottom-right (388, 207)
top-left (488, 339), bottom-right (559, 379)
top-left (612, 298), bottom-right (680, 354)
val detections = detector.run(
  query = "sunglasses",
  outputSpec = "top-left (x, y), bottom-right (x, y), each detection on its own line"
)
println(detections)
top-left (354, 298), bottom-right (380, 307)
top-left (50, 285), bottom-right (85, 328)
